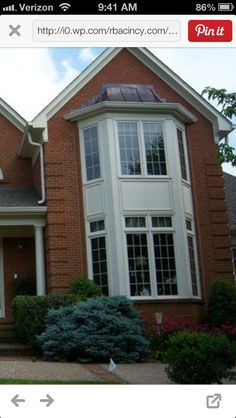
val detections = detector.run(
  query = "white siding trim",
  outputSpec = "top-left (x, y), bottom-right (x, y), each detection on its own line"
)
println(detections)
top-left (0, 239), bottom-right (5, 318)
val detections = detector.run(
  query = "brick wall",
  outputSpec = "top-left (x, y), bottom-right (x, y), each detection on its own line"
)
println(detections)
top-left (0, 114), bottom-right (33, 187)
top-left (32, 155), bottom-right (42, 197)
top-left (42, 49), bottom-right (233, 319)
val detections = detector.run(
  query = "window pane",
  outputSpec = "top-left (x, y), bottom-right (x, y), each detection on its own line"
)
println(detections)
top-left (118, 122), bottom-right (141, 175)
top-left (126, 233), bottom-right (151, 297)
top-left (90, 220), bottom-right (105, 233)
top-left (84, 126), bottom-right (101, 181)
top-left (125, 217), bottom-right (146, 228)
top-left (91, 236), bottom-right (109, 296)
top-left (143, 123), bottom-right (167, 175)
top-left (188, 235), bottom-right (198, 296)
top-left (152, 217), bottom-right (172, 228)
top-left (186, 219), bottom-right (192, 231)
top-left (153, 233), bottom-right (178, 296)
top-left (177, 128), bottom-right (188, 181)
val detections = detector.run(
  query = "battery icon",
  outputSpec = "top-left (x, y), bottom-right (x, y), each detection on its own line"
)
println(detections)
top-left (218, 3), bottom-right (234, 11)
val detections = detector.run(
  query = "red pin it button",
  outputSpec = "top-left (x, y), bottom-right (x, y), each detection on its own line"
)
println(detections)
top-left (188, 20), bottom-right (232, 42)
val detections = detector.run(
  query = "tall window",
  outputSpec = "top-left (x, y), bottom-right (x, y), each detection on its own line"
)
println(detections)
top-left (144, 123), bottom-right (166, 175)
top-left (232, 248), bottom-right (236, 279)
top-left (89, 220), bottom-right (109, 296)
top-left (153, 233), bottom-right (177, 296)
top-left (83, 126), bottom-right (101, 181)
top-left (118, 122), bottom-right (141, 175)
top-left (0, 168), bottom-right (3, 180)
top-left (126, 233), bottom-right (151, 297)
top-left (118, 121), bottom-right (167, 176)
top-left (177, 128), bottom-right (188, 181)
top-left (186, 219), bottom-right (199, 296)
top-left (125, 215), bottom-right (177, 297)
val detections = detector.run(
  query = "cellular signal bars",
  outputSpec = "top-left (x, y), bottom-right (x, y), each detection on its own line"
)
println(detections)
top-left (2, 4), bottom-right (15, 11)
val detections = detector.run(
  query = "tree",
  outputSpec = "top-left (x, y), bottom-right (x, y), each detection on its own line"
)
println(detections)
top-left (202, 87), bottom-right (236, 166)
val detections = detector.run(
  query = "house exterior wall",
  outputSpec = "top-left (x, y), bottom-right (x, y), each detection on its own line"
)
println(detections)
top-left (33, 155), bottom-right (41, 197)
top-left (42, 49), bottom-right (233, 320)
top-left (0, 114), bottom-right (33, 187)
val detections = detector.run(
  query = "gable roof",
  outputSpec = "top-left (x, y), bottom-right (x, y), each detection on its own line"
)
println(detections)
top-left (31, 47), bottom-right (233, 143)
top-left (0, 97), bottom-right (26, 132)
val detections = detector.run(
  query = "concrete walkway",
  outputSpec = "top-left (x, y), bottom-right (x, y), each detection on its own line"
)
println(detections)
top-left (0, 357), bottom-right (235, 384)
top-left (0, 357), bottom-right (171, 384)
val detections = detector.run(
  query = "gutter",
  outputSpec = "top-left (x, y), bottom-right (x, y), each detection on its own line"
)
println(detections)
top-left (23, 124), bottom-right (46, 205)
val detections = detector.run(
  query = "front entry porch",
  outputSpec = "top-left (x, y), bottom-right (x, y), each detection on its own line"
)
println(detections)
top-left (0, 210), bottom-right (47, 321)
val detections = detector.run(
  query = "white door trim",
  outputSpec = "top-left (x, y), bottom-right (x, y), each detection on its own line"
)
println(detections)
top-left (0, 239), bottom-right (5, 318)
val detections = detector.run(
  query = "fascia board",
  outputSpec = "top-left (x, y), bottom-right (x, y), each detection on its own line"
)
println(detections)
top-left (0, 207), bottom-right (47, 214)
top-left (130, 48), bottom-right (232, 138)
top-left (32, 47), bottom-right (122, 127)
top-left (0, 100), bottom-right (26, 132)
top-left (64, 101), bottom-right (197, 124)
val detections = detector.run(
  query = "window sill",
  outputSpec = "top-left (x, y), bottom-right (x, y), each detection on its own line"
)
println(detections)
top-left (133, 298), bottom-right (203, 304)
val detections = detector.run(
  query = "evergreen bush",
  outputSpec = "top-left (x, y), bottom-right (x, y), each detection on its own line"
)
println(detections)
top-left (12, 294), bottom-right (80, 348)
top-left (165, 331), bottom-right (236, 384)
top-left (38, 296), bottom-right (150, 362)
top-left (207, 278), bottom-right (236, 326)
top-left (69, 276), bottom-right (101, 299)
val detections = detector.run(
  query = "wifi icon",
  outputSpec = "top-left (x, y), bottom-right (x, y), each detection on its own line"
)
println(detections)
top-left (59, 3), bottom-right (71, 11)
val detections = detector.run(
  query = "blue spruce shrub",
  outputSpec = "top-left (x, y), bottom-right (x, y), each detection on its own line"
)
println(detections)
top-left (38, 296), bottom-right (150, 362)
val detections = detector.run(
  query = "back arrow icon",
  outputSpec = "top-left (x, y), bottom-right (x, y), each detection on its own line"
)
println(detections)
top-left (40, 394), bottom-right (54, 407)
top-left (11, 395), bottom-right (25, 407)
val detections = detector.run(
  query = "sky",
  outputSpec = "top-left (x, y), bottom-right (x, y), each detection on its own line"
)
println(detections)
top-left (0, 47), bottom-right (235, 175)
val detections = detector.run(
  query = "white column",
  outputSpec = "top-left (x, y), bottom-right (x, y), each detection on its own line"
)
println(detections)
top-left (34, 225), bottom-right (46, 295)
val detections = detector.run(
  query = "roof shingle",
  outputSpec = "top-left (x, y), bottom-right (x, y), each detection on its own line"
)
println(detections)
top-left (0, 187), bottom-right (42, 207)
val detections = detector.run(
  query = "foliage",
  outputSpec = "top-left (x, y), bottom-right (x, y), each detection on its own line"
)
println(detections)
top-left (69, 276), bottom-right (101, 299)
top-left (217, 143), bottom-right (236, 167)
top-left (12, 294), bottom-right (80, 348)
top-left (202, 87), bottom-right (236, 119)
top-left (165, 331), bottom-right (236, 384)
top-left (202, 87), bottom-right (236, 166)
top-left (206, 279), bottom-right (236, 326)
top-left (11, 276), bottom-right (36, 297)
top-left (144, 317), bottom-right (192, 359)
top-left (38, 296), bottom-right (150, 362)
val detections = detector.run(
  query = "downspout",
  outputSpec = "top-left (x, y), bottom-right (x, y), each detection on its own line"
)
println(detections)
top-left (26, 126), bottom-right (46, 205)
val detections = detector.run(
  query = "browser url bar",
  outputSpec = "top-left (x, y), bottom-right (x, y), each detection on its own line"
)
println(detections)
top-left (33, 20), bottom-right (180, 42)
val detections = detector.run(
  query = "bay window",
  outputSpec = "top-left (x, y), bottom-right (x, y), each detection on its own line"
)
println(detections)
top-left (118, 121), bottom-right (167, 176)
top-left (125, 215), bottom-right (178, 297)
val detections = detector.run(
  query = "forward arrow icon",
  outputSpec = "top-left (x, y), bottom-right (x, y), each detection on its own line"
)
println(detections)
top-left (40, 394), bottom-right (54, 407)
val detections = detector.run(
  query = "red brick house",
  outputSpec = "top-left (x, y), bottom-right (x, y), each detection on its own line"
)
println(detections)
top-left (0, 47), bottom-right (234, 324)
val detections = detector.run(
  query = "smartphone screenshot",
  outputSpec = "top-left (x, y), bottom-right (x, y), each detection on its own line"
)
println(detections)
top-left (0, 1), bottom-right (235, 417)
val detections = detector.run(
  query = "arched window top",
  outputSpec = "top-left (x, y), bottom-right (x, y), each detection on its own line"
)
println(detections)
top-left (0, 168), bottom-right (4, 180)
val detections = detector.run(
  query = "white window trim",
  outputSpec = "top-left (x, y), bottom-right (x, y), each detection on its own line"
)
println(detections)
top-left (115, 118), bottom-right (169, 179)
top-left (232, 248), bottom-right (236, 280)
top-left (0, 239), bottom-right (5, 318)
top-left (186, 217), bottom-right (201, 299)
top-left (80, 123), bottom-right (103, 185)
top-left (176, 124), bottom-right (191, 186)
top-left (123, 214), bottom-right (179, 300)
top-left (87, 218), bottom-right (111, 296)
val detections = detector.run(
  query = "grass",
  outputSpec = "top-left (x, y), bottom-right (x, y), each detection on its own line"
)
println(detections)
top-left (0, 379), bottom-right (115, 384)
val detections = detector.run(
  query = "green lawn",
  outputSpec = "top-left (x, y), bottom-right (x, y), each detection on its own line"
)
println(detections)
top-left (0, 379), bottom-right (116, 384)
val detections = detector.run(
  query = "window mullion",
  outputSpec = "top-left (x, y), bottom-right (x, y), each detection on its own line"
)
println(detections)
top-left (139, 121), bottom-right (146, 176)
top-left (148, 230), bottom-right (157, 298)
